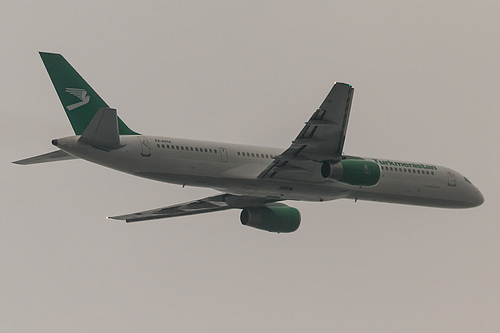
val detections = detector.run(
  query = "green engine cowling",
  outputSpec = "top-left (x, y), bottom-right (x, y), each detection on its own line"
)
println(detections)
top-left (240, 205), bottom-right (301, 233)
top-left (321, 159), bottom-right (380, 187)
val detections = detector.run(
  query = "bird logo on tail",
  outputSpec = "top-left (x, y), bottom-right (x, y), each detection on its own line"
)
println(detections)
top-left (65, 88), bottom-right (90, 111)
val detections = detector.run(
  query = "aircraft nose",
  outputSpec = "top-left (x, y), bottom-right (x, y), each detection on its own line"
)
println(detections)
top-left (472, 189), bottom-right (484, 207)
top-left (464, 187), bottom-right (484, 208)
top-left (462, 175), bottom-right (484, 208)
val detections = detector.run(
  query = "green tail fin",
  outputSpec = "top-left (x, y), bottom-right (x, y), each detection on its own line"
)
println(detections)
top-left (39, 52), bottom-right (138, 135)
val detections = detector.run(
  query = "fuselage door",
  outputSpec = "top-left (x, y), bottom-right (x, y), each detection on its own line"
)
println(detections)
top-left (138, 136), bottom-right (151, 157)
top-left (219, 147), bottom-right (228, 163)
top-left (447, 169), bottom-right (456, 187)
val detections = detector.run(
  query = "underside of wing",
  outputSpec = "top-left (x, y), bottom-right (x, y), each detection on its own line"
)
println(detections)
top-left (108, 193), bottom-right (279, 223)
top-left (259, 82), bottom-right (354, 181)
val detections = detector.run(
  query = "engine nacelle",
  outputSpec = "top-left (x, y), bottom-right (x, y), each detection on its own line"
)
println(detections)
top-left (321, 159), bottom-right (380, 187)
top-left (240, 205), bottom-right (301, 233)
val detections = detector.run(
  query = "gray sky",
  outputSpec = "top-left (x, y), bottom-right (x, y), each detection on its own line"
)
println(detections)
top-left (2, 1), bottom-right (499, 332)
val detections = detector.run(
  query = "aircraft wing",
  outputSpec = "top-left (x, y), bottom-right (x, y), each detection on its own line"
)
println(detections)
top-left (108, 193), bottom-right (278, 222)
top-left (259, 82), bottom-right (354, 180)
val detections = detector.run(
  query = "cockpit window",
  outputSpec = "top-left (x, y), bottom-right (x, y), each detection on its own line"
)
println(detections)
top-left (464, 177), bottom-right (472, 184)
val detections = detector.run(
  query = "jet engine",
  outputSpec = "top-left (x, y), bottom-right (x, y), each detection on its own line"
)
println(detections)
top-left (240, 205), bottom-right (301, 233)
top-left (321, 159), bottom-right (380, 187)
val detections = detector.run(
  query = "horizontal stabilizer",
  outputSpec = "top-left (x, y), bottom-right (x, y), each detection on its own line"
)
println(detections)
top-left (13, 150), bottom-right (76, 165)
top-left (79, 107), bottom-right (121, 150)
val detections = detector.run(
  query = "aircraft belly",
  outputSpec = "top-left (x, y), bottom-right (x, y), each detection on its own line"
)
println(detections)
top-left (130, 170), bottom-right (349, 202)
top-left (219, 179), bottom-right (351, 202)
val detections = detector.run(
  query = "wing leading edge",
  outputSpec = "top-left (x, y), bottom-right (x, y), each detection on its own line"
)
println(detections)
top-left (259, 82), bottom-right (354, 180)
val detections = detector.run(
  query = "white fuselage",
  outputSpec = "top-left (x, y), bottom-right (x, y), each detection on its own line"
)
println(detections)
top-left (54, 135), bottom-right (484, 209)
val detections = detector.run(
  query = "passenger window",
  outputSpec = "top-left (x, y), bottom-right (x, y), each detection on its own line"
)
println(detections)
top-left (162, 144), bottom-right (165, 148)
top-left (214, 149), bottom-right (217, 153)
top-left (251, 153), bottom-right (255, 157)
top-left (209, 149), bottom-right (213, 153)
top-left (265, 154), bottom-right (269, 158)
top-left (237, 152), bottom-right (240, 156)
top-left (204, 148), bottom-right (208, 152)
top-left (195, 148), bottom-right (199, 152)
top-left (157, 144), bottom-right (161, 148)
top-left (431, 171), bottom-right (435, 175)
top-left (390, 167), bottom-right (393, 171)
top-left (413, 169), bottom-right (416, 173)
top-left (167, 145), bottom-right (170, 149)
top-left (176, 146), bottom-right (179, 149)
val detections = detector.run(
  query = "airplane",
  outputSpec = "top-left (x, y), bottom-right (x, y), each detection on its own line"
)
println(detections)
top-left (14, 52), bottom-right (484, 233)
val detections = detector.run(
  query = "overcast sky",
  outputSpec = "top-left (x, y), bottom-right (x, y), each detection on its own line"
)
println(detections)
top-left (2, 1), bottom-right (499, 332)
